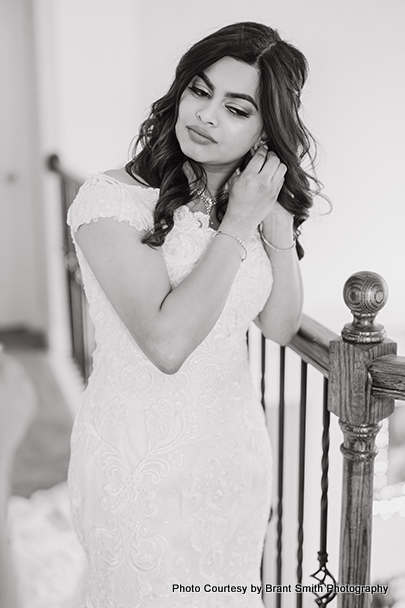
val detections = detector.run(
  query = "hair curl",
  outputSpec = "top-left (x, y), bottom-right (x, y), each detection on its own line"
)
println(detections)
top-left (126, 22), bottom-right (324, 259)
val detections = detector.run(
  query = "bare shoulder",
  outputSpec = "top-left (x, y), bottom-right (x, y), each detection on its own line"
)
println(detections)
top-left (103, 167), bottom-right (151, 189)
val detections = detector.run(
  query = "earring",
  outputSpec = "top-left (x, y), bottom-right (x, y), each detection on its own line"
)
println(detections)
top-left (252, 138), bottom-right (266, 153)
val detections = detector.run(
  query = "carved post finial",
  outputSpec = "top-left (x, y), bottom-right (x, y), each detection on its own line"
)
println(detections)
top-left (330, 272), bottom-right (395, 608)
top-left (342, 271), bottom-right (388, 344)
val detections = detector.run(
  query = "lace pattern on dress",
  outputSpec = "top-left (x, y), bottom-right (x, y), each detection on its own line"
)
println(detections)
top-left (66, 173), bottom-right (273, 608)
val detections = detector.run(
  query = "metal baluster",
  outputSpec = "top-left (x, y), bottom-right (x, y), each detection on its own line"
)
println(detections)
top-left (276, 346), bottom-right (286, 608)
top-left (311, 378), bottom-right (337, 606)
top-left (296, 360), bottom-right (308, 608)
top-left (261, 334), bottom-right (266, 409)
top-left (260, 333), bottom-right (266, 596)
top-left (319, 378), bottom-right (330, 568)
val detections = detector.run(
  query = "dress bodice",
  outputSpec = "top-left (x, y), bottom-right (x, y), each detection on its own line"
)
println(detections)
top-left (67, 173), bottom-right (273, 379)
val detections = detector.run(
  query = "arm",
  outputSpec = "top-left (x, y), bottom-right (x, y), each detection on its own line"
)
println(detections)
top-left (254, 203), bottom-right (303, 346)
top-left (75, 148), bottom-right (286, 374)
top-left (76, 217), bottom-right (246, 375)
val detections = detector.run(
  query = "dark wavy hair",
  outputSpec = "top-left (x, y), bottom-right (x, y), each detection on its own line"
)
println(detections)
top-left (126, 21), bottom-right (324, 259)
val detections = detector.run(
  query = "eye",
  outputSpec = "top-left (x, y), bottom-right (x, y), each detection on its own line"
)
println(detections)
top-left (188, 85), bottom-right (210, 98)
top-left (226, 106), bottom-right (250, 118)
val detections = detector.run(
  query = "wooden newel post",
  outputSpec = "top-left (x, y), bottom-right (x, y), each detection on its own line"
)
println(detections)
top-left (328, 271), bottom-right (397, 608)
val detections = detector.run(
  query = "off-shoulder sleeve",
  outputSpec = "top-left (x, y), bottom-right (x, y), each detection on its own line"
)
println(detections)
top-left (67, 173), bottom-right (158, 234)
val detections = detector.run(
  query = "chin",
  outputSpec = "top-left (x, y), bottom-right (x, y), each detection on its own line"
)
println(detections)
top-left (181, 144), bottom-right (219, 164)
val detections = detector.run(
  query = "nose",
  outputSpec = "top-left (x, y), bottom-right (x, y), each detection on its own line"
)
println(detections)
top-left (196, 101), bottom-right (218, 126)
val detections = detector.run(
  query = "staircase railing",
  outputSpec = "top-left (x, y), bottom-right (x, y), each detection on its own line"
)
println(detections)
top-left (48, 154), bottom-right (94, 380)
top-left (261, 271), bottom-right (404, 608)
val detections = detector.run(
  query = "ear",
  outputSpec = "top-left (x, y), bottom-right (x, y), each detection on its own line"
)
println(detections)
top-left (251, 134), bottom-right (267, 154)
top-left (258, 130), bottom-right (268, 146)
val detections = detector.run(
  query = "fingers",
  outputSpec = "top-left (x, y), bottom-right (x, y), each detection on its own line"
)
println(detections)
top-left (263, 159), bottom-right (287, 202)
top-left (272, 159), bottom-right (287, 185)
top-left (244, 146), bottom-right (269, 174)
top-left (245, 147), bottom-right (287, 183)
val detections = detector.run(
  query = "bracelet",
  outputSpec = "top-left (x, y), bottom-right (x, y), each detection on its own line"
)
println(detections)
top-left (215, 230), bottom-right (247, 261)
top-left (258, 224), bottom-right (296, 252)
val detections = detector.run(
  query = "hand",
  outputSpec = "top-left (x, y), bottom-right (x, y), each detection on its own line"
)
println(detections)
top-left (223, 147), bottom-right (287, 237)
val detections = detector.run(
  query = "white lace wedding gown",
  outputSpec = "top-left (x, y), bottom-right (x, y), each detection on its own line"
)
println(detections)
top-left (67, 173), bottom-right (273, 608)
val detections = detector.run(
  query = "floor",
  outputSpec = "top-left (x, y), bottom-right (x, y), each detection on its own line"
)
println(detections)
top-left (0, 328), bottom-right (83, 608)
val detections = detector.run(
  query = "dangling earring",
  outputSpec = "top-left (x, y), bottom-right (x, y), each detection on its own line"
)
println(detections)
top-left (252, 137), bottom-right (266, 154)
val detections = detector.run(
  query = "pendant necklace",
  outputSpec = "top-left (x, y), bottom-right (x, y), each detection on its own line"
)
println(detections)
top-left (190, 187), bottom-right (218, 225)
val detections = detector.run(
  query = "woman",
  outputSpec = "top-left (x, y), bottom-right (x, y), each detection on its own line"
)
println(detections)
top-left (67, 22), bottom-right (320, 607)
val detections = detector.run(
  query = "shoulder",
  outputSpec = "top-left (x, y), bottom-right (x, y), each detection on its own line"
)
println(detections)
top-left (67, 170), bottom-right (159, 234)
top-left (103, 168), bottom-right (151, 189)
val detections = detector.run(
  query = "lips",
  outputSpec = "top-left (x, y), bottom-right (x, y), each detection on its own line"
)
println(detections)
top-left (186, 126), bottom-right (217, 144)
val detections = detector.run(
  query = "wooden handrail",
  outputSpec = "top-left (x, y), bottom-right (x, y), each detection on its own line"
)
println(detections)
top-left (289, 313), bottom-right (405, 404)
top-left (369, 354), bottom-right (405, 401)
top-left (289, 314), bottom-right (339, 377)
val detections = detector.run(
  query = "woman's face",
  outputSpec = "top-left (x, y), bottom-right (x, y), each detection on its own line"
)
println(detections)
top-left (175, 56), bottom-right (264, 174)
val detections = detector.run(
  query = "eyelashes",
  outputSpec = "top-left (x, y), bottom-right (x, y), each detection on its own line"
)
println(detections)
top-left (187, 85), bottom-right (250, 118)
top-left (188, 85), bottom-right (209, 98)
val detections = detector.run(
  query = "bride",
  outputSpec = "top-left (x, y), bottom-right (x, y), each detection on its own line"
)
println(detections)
top-left (66, 21), bottom-right (320, 607)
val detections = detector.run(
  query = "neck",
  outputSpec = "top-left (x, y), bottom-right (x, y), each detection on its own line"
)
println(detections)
top-left (184, 159), bottom-right (241, 197)
top-left (203, 160), bottom-right (240, 196)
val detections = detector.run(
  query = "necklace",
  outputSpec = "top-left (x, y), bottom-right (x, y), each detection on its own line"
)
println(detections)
top-left (190, 187), bottom-right (218, 216)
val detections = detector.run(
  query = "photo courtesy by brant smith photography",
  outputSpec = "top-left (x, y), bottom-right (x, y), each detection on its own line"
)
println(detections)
top-left (171, 582), bottom-right (390, 597)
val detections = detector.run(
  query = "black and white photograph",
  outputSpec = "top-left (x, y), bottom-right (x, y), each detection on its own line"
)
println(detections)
top-left (1, 1), bottom-right (405, 607)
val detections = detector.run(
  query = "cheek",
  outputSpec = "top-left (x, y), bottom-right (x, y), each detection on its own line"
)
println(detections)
top-left (246, 124), bottom-right (263, 151)
top-left (232, 126), bottom-right (261, 153)
top-left (175, 100), bottom-right (189, 139)
top-left (177, 96), bottom-right (195, 123)
top-left (226, 115), bottom-right (262, 148)
top-left (175, 101), bottom-right (193, 148)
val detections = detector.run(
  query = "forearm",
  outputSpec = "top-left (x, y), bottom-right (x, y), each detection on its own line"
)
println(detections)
top-left (256, 209), bottom-right (303, 345)
top-left (147, 219), bottom-right (249, 372)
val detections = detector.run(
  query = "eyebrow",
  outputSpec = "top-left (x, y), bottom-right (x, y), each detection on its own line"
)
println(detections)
top-left (197, 71), bottom-right (259, 111)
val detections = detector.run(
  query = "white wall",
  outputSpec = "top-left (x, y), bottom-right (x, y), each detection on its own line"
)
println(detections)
top-left (34, 0), bottom-right (405, 349)
top-left (36, 0), bottom-right (141, 174)
top-left (0, 0), bottom-right (47, 332)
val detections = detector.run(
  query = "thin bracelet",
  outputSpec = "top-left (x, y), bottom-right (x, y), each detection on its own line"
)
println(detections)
top-left (258, 224), bottom-right (296, 252)
top-left (215, 230), bottom-right (247, 261)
